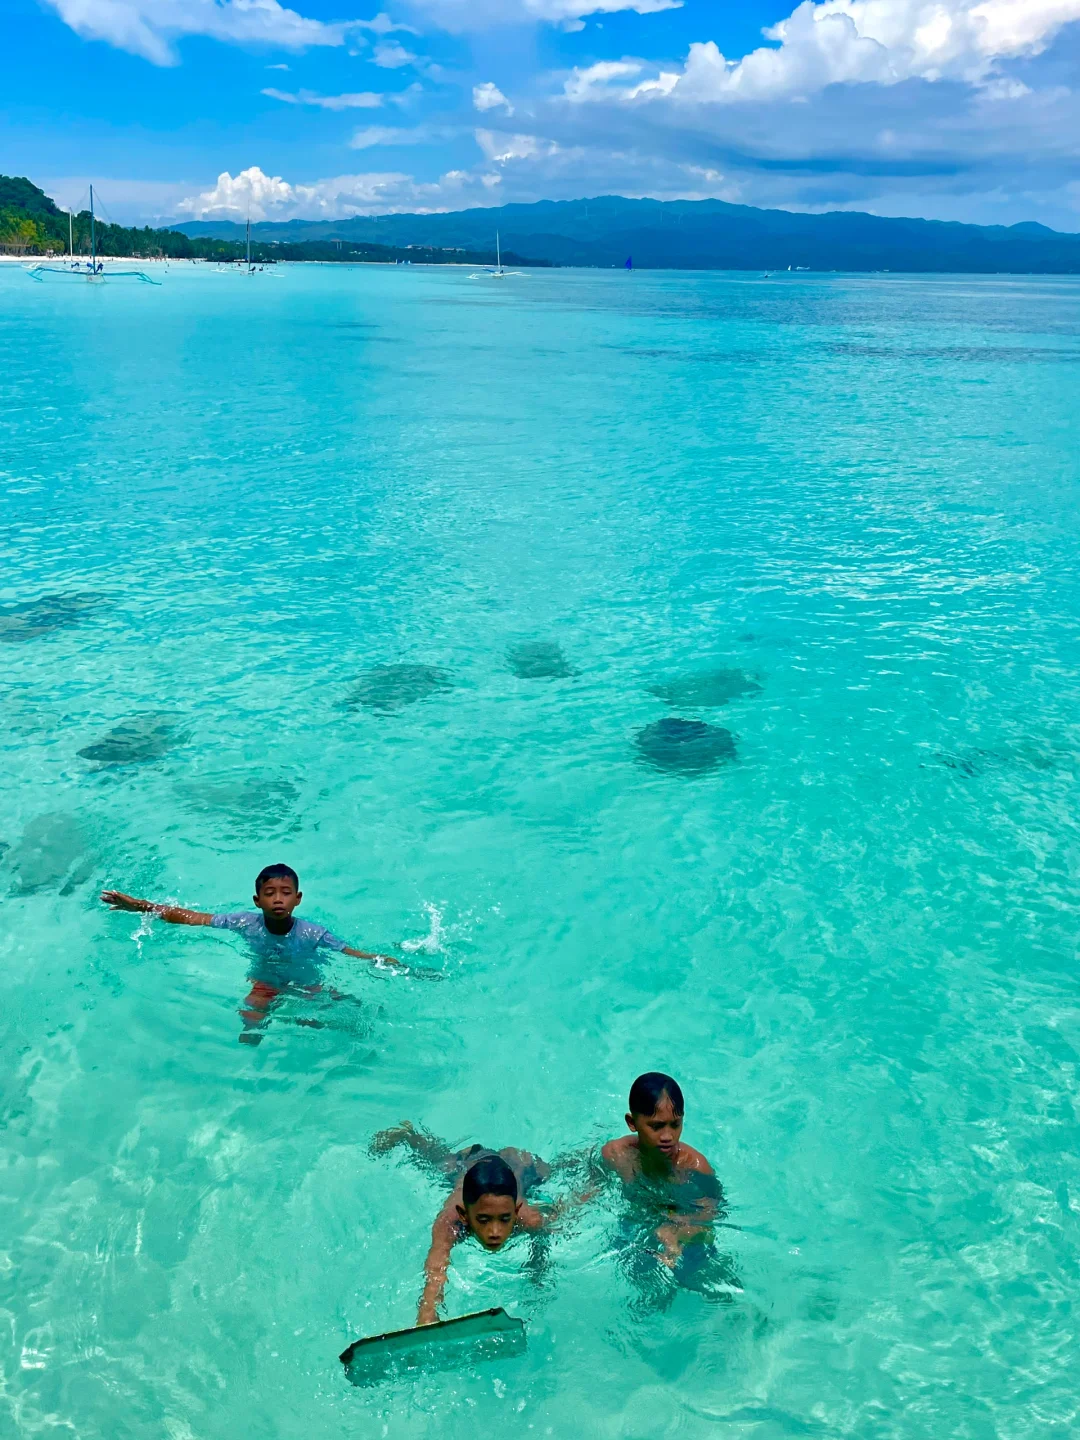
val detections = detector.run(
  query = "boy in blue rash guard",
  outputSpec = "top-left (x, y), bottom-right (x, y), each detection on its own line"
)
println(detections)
top-left (101, 863), bottom-right (409, 1044)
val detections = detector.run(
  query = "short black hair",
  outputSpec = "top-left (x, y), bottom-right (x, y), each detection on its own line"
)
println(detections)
top-left (254, 863), bottom-right (300, 894)
top-left (462, 1156), bottom-right (518, 1207)
top-left (628, 1072), bottom-right (684, 1118)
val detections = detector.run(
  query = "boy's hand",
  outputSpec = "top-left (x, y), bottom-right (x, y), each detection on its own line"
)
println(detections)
top-left (101, 890), bottom-right (150, 913)
top-left (650, 1223), bottom-right (683, 1267)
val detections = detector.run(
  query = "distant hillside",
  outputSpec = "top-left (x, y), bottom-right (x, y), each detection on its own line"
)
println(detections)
top-left (0, 175), bottom-right (546, 267)
top-left (176, 195), bottom-right (1080, 274)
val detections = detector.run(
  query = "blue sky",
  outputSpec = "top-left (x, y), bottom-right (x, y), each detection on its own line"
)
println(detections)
top-left (5, 0), bottom-right (1080, 229)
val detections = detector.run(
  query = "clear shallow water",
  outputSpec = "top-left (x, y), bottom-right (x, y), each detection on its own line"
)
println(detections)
top-left (2, 262), bottom-right (1080, 1438)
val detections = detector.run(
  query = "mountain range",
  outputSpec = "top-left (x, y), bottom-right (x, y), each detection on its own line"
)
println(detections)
top-left (175, 195), bottom-right (1080, 274)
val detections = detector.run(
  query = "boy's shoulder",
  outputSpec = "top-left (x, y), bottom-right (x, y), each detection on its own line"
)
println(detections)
top-left (675, 1143), bottom-right (713, 1175)
top-left (211, 910), bottom-right (261, 929)
top-left (600, 1136), bottom-right (638, 1176)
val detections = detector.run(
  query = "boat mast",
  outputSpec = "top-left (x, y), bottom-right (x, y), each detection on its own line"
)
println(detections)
top-left (90, 185), bottom-right (96, 269)
top-left (246, 217), bottom-right (251, 270)
top-left (68, 208), bottom-right (73, 259)
top-left (496, 230), bottom-right (501, 272)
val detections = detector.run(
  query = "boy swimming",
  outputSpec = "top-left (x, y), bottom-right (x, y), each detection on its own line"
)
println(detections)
top-left (372, 1123), bottom-right (553, 1326)
top-left (602, 1072), bottom-right (721, 1267)
top-left (101, 863), bottom-right (408, 1044)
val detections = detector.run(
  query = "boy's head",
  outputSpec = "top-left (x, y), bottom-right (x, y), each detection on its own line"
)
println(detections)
top-left (626, 1072), bottom-right (685, 1158)
top-left (253, 863), bottom-right (302, 919)
top-left (457, 1157), bottom-right (520, 1251)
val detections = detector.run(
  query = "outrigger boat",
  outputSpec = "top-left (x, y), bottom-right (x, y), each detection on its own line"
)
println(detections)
top-left (25, 186), bottom-right (160, 284)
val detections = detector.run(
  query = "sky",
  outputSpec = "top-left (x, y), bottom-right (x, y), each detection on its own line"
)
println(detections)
top-left (4, 0), bottom-right (1080, 230)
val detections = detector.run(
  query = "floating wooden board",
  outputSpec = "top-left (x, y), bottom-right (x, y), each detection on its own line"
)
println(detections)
top-left (340, 1307), bottom-right (526, 1386)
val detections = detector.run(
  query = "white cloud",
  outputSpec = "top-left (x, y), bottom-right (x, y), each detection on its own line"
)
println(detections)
top-left (360, 11), bottom-right (419, 35)
top-left (349, 124), bottom-right (433, 147)
top-left (401, 0), bottom-right (681, 30)
top-left (561, 1), bottom-right (1080, 107)
top-left (473, 81), bottom-right (514, 114)
top-left (176, 163), bottom-right (502, 219)
top-left (41, 0), bottom-right (419, 65)
top-left (40, 0), bottom-right (357, 66)
top-left (262, 87), bottom-right (383, 109)
top-left (474, 129), bottom-right (561, 162)
top-left (563, 60), bottom-right (646, 100)
top-left (373, 39), bottom-right (418, 67)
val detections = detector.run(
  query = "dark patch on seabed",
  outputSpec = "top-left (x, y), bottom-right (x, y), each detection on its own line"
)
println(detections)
top-left (928, 748), bottom-right (1004, 777)
top-left (927, 742), bottom-right (1062, 777)
top-left (0, 592), bottom-right (109, 643)
top-left (78, 713), bottom-right (189, 766)
top-left (185, 776), bottom-right (299, 830)
top-left (635, 718), bottom-right (737, 775)
top-left (3, 812), bottom-right (94, 895)
top-left (347, 664), bottom-right (453, 713)
top-left (648, 668), bottom-right (761, 708)
top-left (506, 641), bottom-right (574, 680)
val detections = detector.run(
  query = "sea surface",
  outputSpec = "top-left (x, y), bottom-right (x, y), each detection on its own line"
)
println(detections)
top-left (2, 261), bottom-right (1080, 1439)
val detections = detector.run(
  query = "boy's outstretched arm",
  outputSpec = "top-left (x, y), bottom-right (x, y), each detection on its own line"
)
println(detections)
top-left (416, 1208), bottom-right (458, 1326)
top-left (101, 891), bottom-right (211, 926)
top-left (341, 945), bottom-right (404, 970)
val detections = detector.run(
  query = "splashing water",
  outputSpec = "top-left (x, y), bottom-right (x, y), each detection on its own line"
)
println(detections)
top-left (401, 902), bottom-right (447, 956)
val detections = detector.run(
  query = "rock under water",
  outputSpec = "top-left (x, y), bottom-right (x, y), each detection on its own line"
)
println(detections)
top-left (0, 592), bottom-right (109, 643)
top-left (647, 668), bottom-right (761, 708)
top-left (186, 776), bottom-right (299, 828)
top-left (506, 641), bottom-right (574, 680)
top-left (348, 664), bottom-right (452, 713)
top-left (77, 713), bottom-right (189, 766)
top-left (634, 718), bottom-right (737, 774)
top-left (7, 812), bottom-right (94, 895)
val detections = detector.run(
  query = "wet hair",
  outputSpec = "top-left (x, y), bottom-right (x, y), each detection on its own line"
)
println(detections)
top-left (462, 1156), bottom-right (518, 1207)
top-left (628, 1072), bottom-right (685, 1118)
top-left (254, 863), bottom-right (300, 894)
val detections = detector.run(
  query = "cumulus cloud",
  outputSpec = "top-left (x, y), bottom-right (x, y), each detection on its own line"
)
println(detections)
top-left (176, 163), bottom-right (505, 218)
top-left (562, 0), bottom-right (1080, 106)
top-left (473, 82), bottom-right (514, 114)
top-left (262, 87), bottom-right (383, 109)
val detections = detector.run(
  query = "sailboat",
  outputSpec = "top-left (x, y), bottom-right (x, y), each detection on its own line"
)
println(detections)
top-left (490, 230), bottom-right (506, 277)
top-left (245, 217), bottom-right (261, 274)
top-left (625, 255), bottom-right (632, 271)
top-left (470, 229), bottom-right (524, 279)
top-left (25, 185), bottom-right (159, 284)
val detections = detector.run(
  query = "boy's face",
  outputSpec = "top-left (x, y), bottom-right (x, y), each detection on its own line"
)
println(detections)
top-left (627, 1094), bottom-right (684, 1158)
top-left (457, 1193), bottom-right (521, 1251)
top-left (254, 876), bottom-right (302, 920)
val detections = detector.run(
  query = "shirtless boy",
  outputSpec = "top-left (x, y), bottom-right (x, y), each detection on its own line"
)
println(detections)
top-left (372, 1124), bottom-right (553, 1325)
top-left (602, 1071), bottom-right (721, 1265)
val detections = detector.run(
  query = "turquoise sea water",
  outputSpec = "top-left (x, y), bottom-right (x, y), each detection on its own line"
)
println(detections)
top-left (2, 261), bottom-right (1080, 1438)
